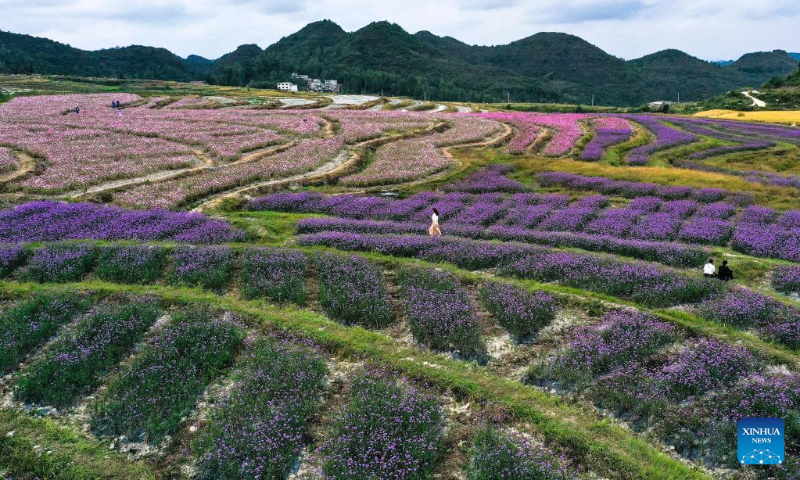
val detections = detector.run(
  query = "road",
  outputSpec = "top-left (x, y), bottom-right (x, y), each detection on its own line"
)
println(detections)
top-left (741, 91), bottom-right (766, 108)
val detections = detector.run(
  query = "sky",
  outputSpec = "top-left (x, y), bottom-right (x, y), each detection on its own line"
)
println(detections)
top-left (1, 0), bottom-right (798, 61)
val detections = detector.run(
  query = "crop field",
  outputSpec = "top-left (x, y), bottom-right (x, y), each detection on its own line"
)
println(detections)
top-left (1, 90), bottom-right (800, 480)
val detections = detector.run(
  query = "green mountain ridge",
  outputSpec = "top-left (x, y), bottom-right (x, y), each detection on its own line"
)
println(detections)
top-left (1, 22), bottom-right (797, 106)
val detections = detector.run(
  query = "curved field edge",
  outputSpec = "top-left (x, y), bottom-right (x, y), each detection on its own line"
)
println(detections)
top-left (0, 280), bottom-right (710, 480)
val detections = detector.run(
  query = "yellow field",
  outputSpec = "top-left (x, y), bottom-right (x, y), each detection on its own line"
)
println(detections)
top-left (694, 109), bottom-right (800, 125)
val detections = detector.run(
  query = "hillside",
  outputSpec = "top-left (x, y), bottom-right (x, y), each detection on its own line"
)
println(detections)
top-left (1, 22), bottom-right (797, 106)
top-left (629, 49), bottom-right (748, 101)
top-left (0, 30), bottom-right (204, 80)
top-left (208, 21), bottom-right (797, 105)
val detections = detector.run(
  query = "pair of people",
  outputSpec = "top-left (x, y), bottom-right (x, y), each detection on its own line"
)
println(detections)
top-left (703, 258), bottom-right (734, 281)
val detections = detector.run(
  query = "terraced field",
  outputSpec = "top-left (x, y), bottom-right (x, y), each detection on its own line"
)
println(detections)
top-left (1, 91), bottom-right (800, 479)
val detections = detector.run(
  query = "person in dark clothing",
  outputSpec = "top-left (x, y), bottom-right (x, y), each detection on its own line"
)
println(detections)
top-left (718, 260), bottom-right (734, 281)
top-left (111, 100), bottom-right (117, 108)
top-left (75, 106), bottom-right (80, 114)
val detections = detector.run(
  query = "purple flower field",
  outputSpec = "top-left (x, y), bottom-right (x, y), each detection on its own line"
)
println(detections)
top-left (194, 339), bottom-right (326, 480)
top-left (398, 267), bottom-right (485, 355)
top-left (0, 201), bottom-right (243, 244)
top-left (92, 309), bottom-right (244, 442)
top-left (4, 96), bottom-right (800, 479)
top-left (321, 371), bottom-right (444, 480)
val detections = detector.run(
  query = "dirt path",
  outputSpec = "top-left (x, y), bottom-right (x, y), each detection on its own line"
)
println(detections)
top-left (64, 151), bottom-right (212, 199)
top-left (321, 117), bottom-right (337, 138)
top-left (191, 148), bottom-right (355, 212)
top-left (0, 151), bottom-right (38, 186)
top-left (68, 143), bottom-right (293, 201)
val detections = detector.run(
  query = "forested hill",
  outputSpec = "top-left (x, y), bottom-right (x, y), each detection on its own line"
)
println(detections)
top-left (1, 22), bottom-right (797, 106)
top-left (0, 31), bottom-right (200, 81)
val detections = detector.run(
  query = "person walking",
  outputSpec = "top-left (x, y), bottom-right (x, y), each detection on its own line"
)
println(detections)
top-left (703, 258), bottom-right (716, 278)
top-left (428, 208), bottom-right (442, 237)
top-left (718, 260), bottom-right (734, 281)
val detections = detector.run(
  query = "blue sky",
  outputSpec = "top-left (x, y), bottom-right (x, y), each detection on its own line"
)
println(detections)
top-left (1, 0), bottom-right (798, 60)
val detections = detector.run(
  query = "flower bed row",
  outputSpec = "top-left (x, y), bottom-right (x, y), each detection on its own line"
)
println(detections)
top-left (527, 308), bottom-right (799, 476)
top-left (295, 216), bottom-right (708, 267)
top-left (297, 231), bottom-right (721, 307)
top-left (92, 309), bottom-right (244, 442)
top-left (194, 338), bottom-right (326, 480)
top-left (443, 164), bottom-right (528, 194)
top-left (0, 201), bottom-right (243, 244)
top-left (699, 288), bottom-right (800, 348)
top-left (478, 112), bottom-right (590, 156)
top-left (536, 171), bottom-right (752, 204)
top-left (339, 116), bottom-right (501, 187)
top-left (397, 267), bottom-right (485, 355)
top-left (15, 303), bottom-right (161, 408)
top-left (315, 253), bottom-right (394, 328)
top-left (116, 137), bottom-right (344, 209)
top-left (620, 115), bottom-right (697, 165)
top-left (0, 294), bottom-right (89, 374)
top-left (579, 116), bottom-right (633, 161)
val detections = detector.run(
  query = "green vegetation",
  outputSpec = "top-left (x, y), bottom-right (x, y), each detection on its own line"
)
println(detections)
top-left (3, 22), bottom-right (797, 106)
top-left (14, 303), bottom-right (160, 407)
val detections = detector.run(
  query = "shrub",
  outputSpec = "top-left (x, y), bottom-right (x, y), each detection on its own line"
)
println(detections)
top-left (170, 245), bottom-right (235, 291)
top-left (321, 372), bottom-right (444, 480)
top-left (0, 244), bottom-right (27, 278)
top-left (315, 254), bottom-right (394, 328)
top-left (14, 303), bottom-right (159, 407)
top-left (239, 248), bottom-right (307, 305)
top-left (467, 427), bottom-right (574, 480)
top-left (0, 294), bottom-right (88, 374)
top-left (774, 265), bottom-right (800, 294)
top-left (536, 310), bottom-right (677, 384)
top-left (699, 288), bottom-right (792, 327)
top-left (194, 339), bottom-right (326, 480)
top-left (480, 283), bottom-right (557, 338)
top-left (25, 244), bottom-right (96, 283)
top-left (657, 339), bottom-right (757, 399)
top-left (93, 310), bottom-right (243, 442)
top-left (95, 245), bottom-right (166, 284)
top-left (398, 267), bottom-right (485, 355)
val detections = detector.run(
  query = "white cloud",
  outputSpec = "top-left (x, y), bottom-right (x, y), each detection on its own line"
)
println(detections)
top-left (0, 0), bottom-right (797, 59)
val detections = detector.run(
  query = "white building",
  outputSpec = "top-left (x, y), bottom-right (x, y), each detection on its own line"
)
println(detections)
top-left (277, 82), bottom-right (298, 92)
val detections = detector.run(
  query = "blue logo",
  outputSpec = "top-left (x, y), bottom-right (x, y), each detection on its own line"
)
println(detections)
top-left (738, 418), bottom-right (784, 465)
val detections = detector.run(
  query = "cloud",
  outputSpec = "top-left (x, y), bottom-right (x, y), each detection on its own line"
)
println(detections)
top-left (0, 0), bottom-right (797, 60)
top-left (456, 0), bottom-right (518, 10)
top-left (529, 0), bottom-right (647, 23)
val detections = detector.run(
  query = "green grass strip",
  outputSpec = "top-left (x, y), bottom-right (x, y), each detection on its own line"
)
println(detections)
top-left (0, 280), bottom-right (710, 480)
top-left (0, 410), bottom-right (156, 480)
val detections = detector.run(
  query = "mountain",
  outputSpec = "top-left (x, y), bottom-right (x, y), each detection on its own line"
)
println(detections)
top-left (1, 22), bottom-right (797, 106)
top-left (0, 30), bottom-right (199, 80)
top-left (728, 50), bottom-right (798, 82)
top-left (629, 49), bottom-right (748, 101)
top-left (209, 21), bottom-right (797, 105)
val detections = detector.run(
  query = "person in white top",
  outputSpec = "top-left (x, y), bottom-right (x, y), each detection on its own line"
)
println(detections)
top-left (428, 208), bottom-right (442, 237)
top-left (703, 258), bottom-right (716, 278)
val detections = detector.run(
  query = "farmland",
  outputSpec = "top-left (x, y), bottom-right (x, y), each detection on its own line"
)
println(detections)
top-left (1, 86), bottom-right (800, 480)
